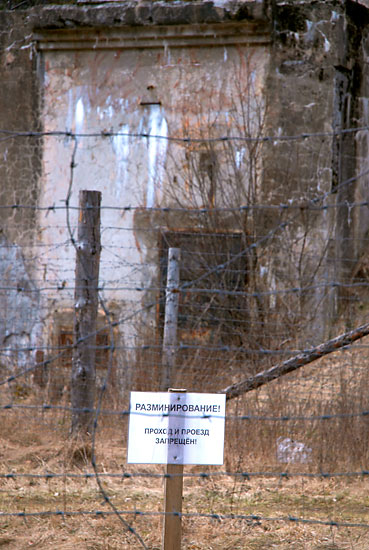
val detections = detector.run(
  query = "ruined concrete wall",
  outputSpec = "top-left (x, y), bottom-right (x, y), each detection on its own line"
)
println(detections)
top-left (0, 12), bottom-right (41, 245)
top-left (265, 0), bottom-right (337, 201)
top-left (261, 1), bottom-right (342, 341)
top-left (1, 0), bottom-right (369, 373)
top-left (356, 2), bottom-right (369, 256)
top-left (0, 12), bottom-right (43, 367)
top-left (0, 0), bottom-right (273, 376)
top-left (338, 1), bottom-right (369, 310)
top-left (258, 0), bottom-right (369, 339)
top-left (34, 13), bottom-right (271, 370)
top-left (0, 238), bottom-right (40, 370)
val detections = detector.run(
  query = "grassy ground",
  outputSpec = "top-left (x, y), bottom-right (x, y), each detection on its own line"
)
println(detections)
top-left (2, 345), bottom-right (369, 548)
top-left (1, 408), bottom-right (369, 549)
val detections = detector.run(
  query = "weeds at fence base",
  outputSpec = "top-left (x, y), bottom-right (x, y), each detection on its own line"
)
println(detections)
top-left (1, 403), bottom-right (369, 549)
top-left (64, 436), bottom-right (93, 467)
top-left (2, 346), bottom-right (369, 548)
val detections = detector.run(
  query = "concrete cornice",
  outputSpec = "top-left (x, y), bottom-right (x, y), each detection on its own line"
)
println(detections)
top-left (34, 20), bottom-right (271, 51)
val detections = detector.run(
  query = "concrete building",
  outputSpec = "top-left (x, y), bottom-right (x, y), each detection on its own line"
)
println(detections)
top-left (1, 0), bottom-right (369, 391)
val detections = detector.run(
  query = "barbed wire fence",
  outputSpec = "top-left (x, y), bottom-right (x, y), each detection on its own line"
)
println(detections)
top-left (1, 127), bottom-right (369, 548)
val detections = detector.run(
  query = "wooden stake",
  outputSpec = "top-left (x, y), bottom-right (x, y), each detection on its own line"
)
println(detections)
top-left (71, 190), bottom-right (101, 434)
top-left (161, 248), bottom-right (183, 549)
top-left (163, 462), bottom-right (184, 550)
top-left (161, 248), bottom-right (181, 391)
top-left (163, 389), bottom-right (186, 550)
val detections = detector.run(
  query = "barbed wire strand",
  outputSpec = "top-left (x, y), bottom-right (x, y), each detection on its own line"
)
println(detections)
top-left (2, 401), bottom-right (369, 423)
top-left (1, 123), bottom-right (369, 144)
top-left (0, 508), bottom-right (367, 530)
top-left (2, 469), bottom-right (369, 481)
top-left (1, 126), bottom-right (369, 544)
top-left (64, 136), bottom-right (149, 550)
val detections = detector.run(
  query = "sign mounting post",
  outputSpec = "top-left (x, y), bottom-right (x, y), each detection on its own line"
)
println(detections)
top-left (127, 390), bottom-right (226, 548)
top-left (163, 388), bottom-right (186, 550)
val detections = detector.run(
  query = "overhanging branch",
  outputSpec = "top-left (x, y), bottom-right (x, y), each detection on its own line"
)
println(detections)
top-left (222, 322), bottom-right (369, 400)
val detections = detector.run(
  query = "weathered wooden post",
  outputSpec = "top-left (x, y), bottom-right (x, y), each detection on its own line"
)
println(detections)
top-left (160, 247), bottom-right (183, 550)
top-left (71, 190), bottom-right (101, 434)
top-left (161, 247), bottom-right (181, 392)
top-left (163, 390), bottom-right (186, 550)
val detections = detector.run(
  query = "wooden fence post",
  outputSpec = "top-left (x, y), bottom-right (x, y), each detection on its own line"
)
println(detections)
top-left (163, 452), bottom-right (184, 550)
top-left (71, 190), bottom-right (101, 434)
top-left (161, 248), bottom-right (181, 391)
top-left (163, 388), bottom-right (186, 550)
top-left (160, 247), bottom-right (183, 550)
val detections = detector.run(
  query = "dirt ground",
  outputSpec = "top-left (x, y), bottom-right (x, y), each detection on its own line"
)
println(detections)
top-left (1, 400), bottom-right (369, 550)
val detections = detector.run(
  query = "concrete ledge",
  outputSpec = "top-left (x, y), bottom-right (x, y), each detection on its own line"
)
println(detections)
top-left (34, 20), bottom-right (271, 50)
top-left (28, 1), bottom-right (269, 31)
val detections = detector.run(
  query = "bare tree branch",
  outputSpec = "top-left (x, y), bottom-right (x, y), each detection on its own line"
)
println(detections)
top-left (223, 322), bottom-right (369, 400)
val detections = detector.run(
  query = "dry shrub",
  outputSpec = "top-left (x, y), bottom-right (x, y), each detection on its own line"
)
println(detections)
top-left (3, 370), bottom-right (369, 549)
top-left (225, 344), bottom-right (369, 472)
top-left (63, 436), bottom-right (93, 467)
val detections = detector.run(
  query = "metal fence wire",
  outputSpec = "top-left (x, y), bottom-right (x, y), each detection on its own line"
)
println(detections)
top-left (1, 128), bottom-right (369, 548)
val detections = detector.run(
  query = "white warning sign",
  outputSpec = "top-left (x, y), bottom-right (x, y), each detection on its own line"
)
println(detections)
top-left (127, 391), bottom-right (226, 465)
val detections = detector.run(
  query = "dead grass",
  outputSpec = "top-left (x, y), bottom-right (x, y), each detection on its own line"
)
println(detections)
top-left (2, 345), bottom-right (369, 548)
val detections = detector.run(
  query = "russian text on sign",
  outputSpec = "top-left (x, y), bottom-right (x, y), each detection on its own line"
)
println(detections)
top-left (127, 391), bottom-right (226, 465)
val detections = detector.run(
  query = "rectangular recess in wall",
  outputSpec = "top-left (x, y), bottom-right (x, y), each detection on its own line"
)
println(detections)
top-left (159, 230), bottom-right (249, 346)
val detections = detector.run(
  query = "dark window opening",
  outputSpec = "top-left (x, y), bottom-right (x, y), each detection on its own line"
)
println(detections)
top-left (159, 231), bottom-right (249, 347)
